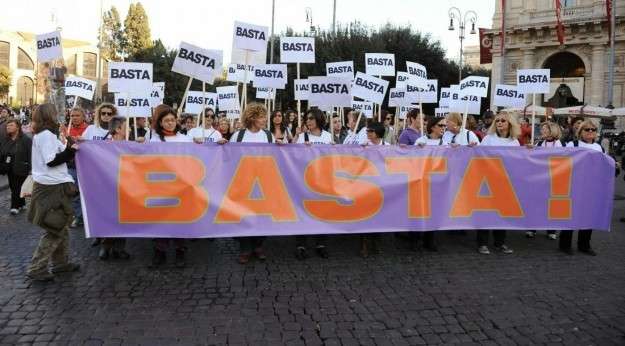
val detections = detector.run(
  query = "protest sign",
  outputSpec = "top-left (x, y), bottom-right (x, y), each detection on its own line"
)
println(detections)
top-left (36, 31), bottom-right (62, 62)
top-left (226, 108), bottom-right (241, 120)
top-left (184, 91), bottom-right (218, 114)
top-left (256, 87), bottom-right (275, 100)
top-left (398, 105), bottom-right (419, 119)
top-left (108, 62), bottom-right (153, 93)
top-left (435, 107), bottom-right (450, 118)
top-left (149, 82), bottom-right (165, 107)
top-left (252, 64), bottom-right (288, 88)
top-left (459, 76), bottom-right (490, 98)
top-left (388, 88), bottom-right (409, 107)
top-left (493, 84), bottom-right (526, 108)
top-left (365, 53), bottom-right (395, 76)
top-left (294, 79), bottom-right (310, 100)
top-left (405, 61), bottom-right (427, 88)
top-left (407, 79), bottom-right (438, 103)
top-left (171, 41), bottom-right (223, 84)
top-left (326, 61), bottom-right (354, 80)
top-left (352, 72), bottom-right (389, 104)
top-left (351, 101), bottom-right (374, 118)
top-left (216, 86), bottom-right (240, 111)
top-left (280, 36), bottom-right (315, 63)
top-left (517, 69), bottom-right (550, 94)
top-left (439, 87), bottom-right (451, 107)
top-left (64, 76), bottom-right (95, 101)
top-left (307, 76), bottom-right (352, 107)
top-left (227, 64), bottom-right (255, 83)
top-left (114, 94), bottom-right (151, 118)
top-left (395, 72), bottom-right (411, 90)
top-left (232, 21), bottom-right (268, 52)
top-left (449, 85), bottom-right (481, 114)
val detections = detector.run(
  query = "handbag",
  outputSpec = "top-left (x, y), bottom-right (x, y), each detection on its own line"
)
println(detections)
top-left (0, 154), bottom-right (10, 175)
top-left (20, 175), bottom-right (33, 198)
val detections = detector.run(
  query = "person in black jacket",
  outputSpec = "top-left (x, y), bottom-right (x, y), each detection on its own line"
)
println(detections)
top-left (1, 118), bottom-right (32, 214)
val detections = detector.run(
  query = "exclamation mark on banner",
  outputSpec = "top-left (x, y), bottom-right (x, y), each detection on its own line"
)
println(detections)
top-left (548, 157), bottom-right (573, 219)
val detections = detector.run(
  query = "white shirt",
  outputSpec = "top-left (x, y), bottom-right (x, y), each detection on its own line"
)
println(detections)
top-left (367, 140), bottom-right (390, 146)
top-left (443, 129), bottom-right (480, 145)
top-left (149, 133), bottom-right (192, 143)
top-left (566, 140), bottom-right (603, 152)
top-left (538, 139), bottom-right (563, 148)
top-left (480, 134), bottom-right (520, 146)
top-left (415, 135), bottom-right (447, 146)
top-left (296, 130), bottom-right (332, 144)
top-left (187, 127), bottom-right (223, 143)
top-left (32, 130), bottom-right (74, 185)
top-left (343, 127), bottom-right (368, 145)
top-left (231, 129), bottom-right (275, 143)
top-left (82, 125), bottom-right (109, 141)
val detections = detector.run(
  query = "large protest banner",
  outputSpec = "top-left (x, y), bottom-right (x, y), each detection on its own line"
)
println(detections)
top-left (77, 142), bottom-right (614, 238)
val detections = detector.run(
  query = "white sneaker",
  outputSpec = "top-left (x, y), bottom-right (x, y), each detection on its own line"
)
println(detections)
top-left (548, 233), bottom-right (557, 240)
top-left (525, 231), bottom-right (535, 238)
top-left (478, 245), bottom-right (490, 255)
top-left (495, 244), bottom-right (514, 254)
top-left (9, 209), bottom-right (18, 215)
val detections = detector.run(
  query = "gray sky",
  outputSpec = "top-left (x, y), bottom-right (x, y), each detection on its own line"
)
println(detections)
top-left (4, 0), bottom-right (496, 63)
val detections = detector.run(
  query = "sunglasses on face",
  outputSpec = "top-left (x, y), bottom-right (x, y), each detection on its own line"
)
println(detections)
top-left (100, 111), bottom-right (113, 116)
top-left (436, 124), bottom-right (447, 128)
top-left (495, 119), bottom-right (507, 123)
top-left (583, 128), bottom-right (597, 133)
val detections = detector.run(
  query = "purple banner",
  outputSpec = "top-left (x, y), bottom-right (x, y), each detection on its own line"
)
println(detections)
top-left (76, 142), bottom-right (615, 238)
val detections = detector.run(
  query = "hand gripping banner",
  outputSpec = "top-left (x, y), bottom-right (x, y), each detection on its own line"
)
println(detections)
top-left (76, 142), bottom-right (615, 238)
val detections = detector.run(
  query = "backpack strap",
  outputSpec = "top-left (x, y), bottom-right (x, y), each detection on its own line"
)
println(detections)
top-left (236, 129), bottom-right (246, 142)
top-left (537, 140), bottom-right (544, 147)
top-left (573, 140), bottom-right (579, 147)
top-left (439, 138), bottom-right (443, 146)
top-left (304, 132), bottom-right (309, 143)
top-left (466, 130), bottom-right (470, 144)
top-left (263, 129), bottom-right (273, 143)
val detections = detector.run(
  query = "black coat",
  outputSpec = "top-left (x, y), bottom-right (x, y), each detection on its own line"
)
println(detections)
top-left (0, 133), bottom-right (32, 177)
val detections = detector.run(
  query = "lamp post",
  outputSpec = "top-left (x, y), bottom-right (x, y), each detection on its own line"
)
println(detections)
top-left (306, 7), bottom-right (315, 35)
top-left (448, 7), bottom-right (478, 83)
top-left (22, 81), bottom-right (27, 106)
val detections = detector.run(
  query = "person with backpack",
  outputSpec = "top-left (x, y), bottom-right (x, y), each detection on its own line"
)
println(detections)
top-left (476, 112), bottom-right (520, 255)
top-left (443, 112), bottom-right (480, 146)
top-left (526, 121), bottom-right (563, 240)
top-left (294, 109), bottom-right (333, 260)
top-left (561, 120), bottom-right (606, 256)
top-left (187, 108), bottom-right (223, 143)
top-left (228, 103), bottom-right (278, 264)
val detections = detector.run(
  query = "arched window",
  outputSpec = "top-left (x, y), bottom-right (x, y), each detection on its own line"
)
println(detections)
top-left (0, 41), bottom-right (9, 67)
top-left (17, 48), bottom-right (34, 70)
top-left (83, 52), bottom-right (97, 78)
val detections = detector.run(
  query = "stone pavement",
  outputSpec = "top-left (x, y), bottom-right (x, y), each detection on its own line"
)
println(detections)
top-left (0, 184), bottom-right (624, 346)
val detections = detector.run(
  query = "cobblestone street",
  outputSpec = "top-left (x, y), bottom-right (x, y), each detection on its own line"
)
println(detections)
top-left (1, 182), bottom-right (624, 346)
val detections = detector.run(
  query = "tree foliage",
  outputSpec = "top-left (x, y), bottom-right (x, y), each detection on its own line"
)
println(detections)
top-left (99, 6), bottom-right (124, 61)
top-left (124, 2), bottom-right (152, 59)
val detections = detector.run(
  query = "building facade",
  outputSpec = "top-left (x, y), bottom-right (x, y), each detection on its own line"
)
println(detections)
top-left (487, 0), bottom-right (624, 108)
top-left (0, 30), bottom-right (107, 107)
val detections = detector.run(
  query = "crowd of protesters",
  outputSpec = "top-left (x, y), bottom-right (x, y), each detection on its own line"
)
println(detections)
top-left (0, 102), bottom-right (617, 282)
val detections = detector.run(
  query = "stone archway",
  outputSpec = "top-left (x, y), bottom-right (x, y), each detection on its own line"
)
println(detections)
top-left (16, 76), bottom-right (33, 106)
top-left (542, 51), bottom-right (586, 107)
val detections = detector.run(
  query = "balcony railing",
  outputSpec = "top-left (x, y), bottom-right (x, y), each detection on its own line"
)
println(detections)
top-left (528, 5), bottom-right (601, 24)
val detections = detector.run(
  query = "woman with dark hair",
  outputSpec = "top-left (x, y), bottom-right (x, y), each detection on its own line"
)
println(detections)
top-left (286, 109), bottom-right (298, 137)
top-left (398, 109), bottom-right (423, 145)
top-left (149, 105), bottom-right (191, 268)
top-left (271, 110), bottom-right (293, 143)
top-left (343, 110), bottom-right (368, 145)
top-left (0, 118), bottom-right (32, 215)
top-left (26, 104), bottom-right (80, 282)
top-left (294, 109), bottom-right (333, 260)
top-left (332, 113), bottom-right (348, 144)
top-left (188, 108), bottom-right (223, 143)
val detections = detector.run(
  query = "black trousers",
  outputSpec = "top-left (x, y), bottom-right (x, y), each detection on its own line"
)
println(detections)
top-left (413, 232), bottom-right (436, 247)
top-left (238, 237), bottom-right (265, 253)
top-left (8, 173), bottom-right (27, 209)
top-left (295, 235), bottom-right (327, 248)
top-left (476, 230), bottom-right (506, 247)
top-left (559, 229), bottom-right (592, 251)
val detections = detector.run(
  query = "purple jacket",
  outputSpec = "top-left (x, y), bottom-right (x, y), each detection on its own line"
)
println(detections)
top-left (398, 128), bottom-right (421, 145)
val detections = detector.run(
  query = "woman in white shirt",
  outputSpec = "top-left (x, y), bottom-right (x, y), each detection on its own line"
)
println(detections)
top-left (26, 104), bottom-right (80, 282)
top-left (187, 108), bottom-right (223, 144)
top-left (82, 103), bottom-right (116, 141)
top-left (343, 110), bottom-right (368, 145)
top-left (527, 121), bottom-right (562, 240)
top-left (294, 109), bottom-right (332, 260)
top-left (228, 103), bottom-right (277, 264)
top-left (476, 112), bottom-right (519, 255)
top-left (443, 112), bottom-right (480, 146)
top-left (560, 120), bottom-right (603, 256)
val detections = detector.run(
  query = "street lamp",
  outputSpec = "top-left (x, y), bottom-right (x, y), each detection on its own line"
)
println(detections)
top-left (22, 81), bottom-right (27, 106)
top-left (305, 7), bottom-right (315, 34)
top-left (448, 7), bottom-right (477, 83)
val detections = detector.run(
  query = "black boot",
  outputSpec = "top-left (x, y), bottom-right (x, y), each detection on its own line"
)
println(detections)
top-left (149, 249), bottom-right (166, 268)
top-left (175, 250), bottom-right (186, 268)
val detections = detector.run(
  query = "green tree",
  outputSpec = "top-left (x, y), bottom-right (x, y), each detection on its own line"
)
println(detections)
top-left (124, 2), bottom-right (152, 59)
top-left (99, 6), bottom-right (124, 61)
top-left (0, 65), bottom-right (11, 100)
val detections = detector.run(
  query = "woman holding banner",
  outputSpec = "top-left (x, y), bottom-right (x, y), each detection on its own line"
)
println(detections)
top-left (218, 117), bottom-right (233, 141)
top-left (188, 108), bottom-right (223, 143)
top-left (343, 111), bottom-right (368, 145)
top-left (149, 105), bottom-right (191, 268)
top-left (26, 104), bottom-right (80, 282)
top-left (98, 117), bottom-right (131, 261)
top-left (270, 110), bottom-right (293, 143)
top-left (228, 103), bottom-right (276, 264)
top-left (398, 109), bottom-right (423, 145)
top-left (294, 109), bottom-right (333, 260)
top-left (476, 112), bottom-right (520, 255)
top-left (444, 112), bottom-right (480, 146)
top-left (332, 114), bottom-right (348, 144)
top-left (560, 120), bottom-right (604, 256)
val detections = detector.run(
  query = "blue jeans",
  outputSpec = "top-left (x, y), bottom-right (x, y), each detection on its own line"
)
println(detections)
top-left (68, 168), bottom-right (82, 220)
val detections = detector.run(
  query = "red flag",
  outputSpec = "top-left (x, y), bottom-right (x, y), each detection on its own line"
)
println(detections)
top-left (555, 0), bottom-right (565, 44)
top-left (607, 0), bottom-right (612, 40)
top-left (479, 28), bottom-right (492, 64)
top-left (501, 0), bottom-right (506, 55)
